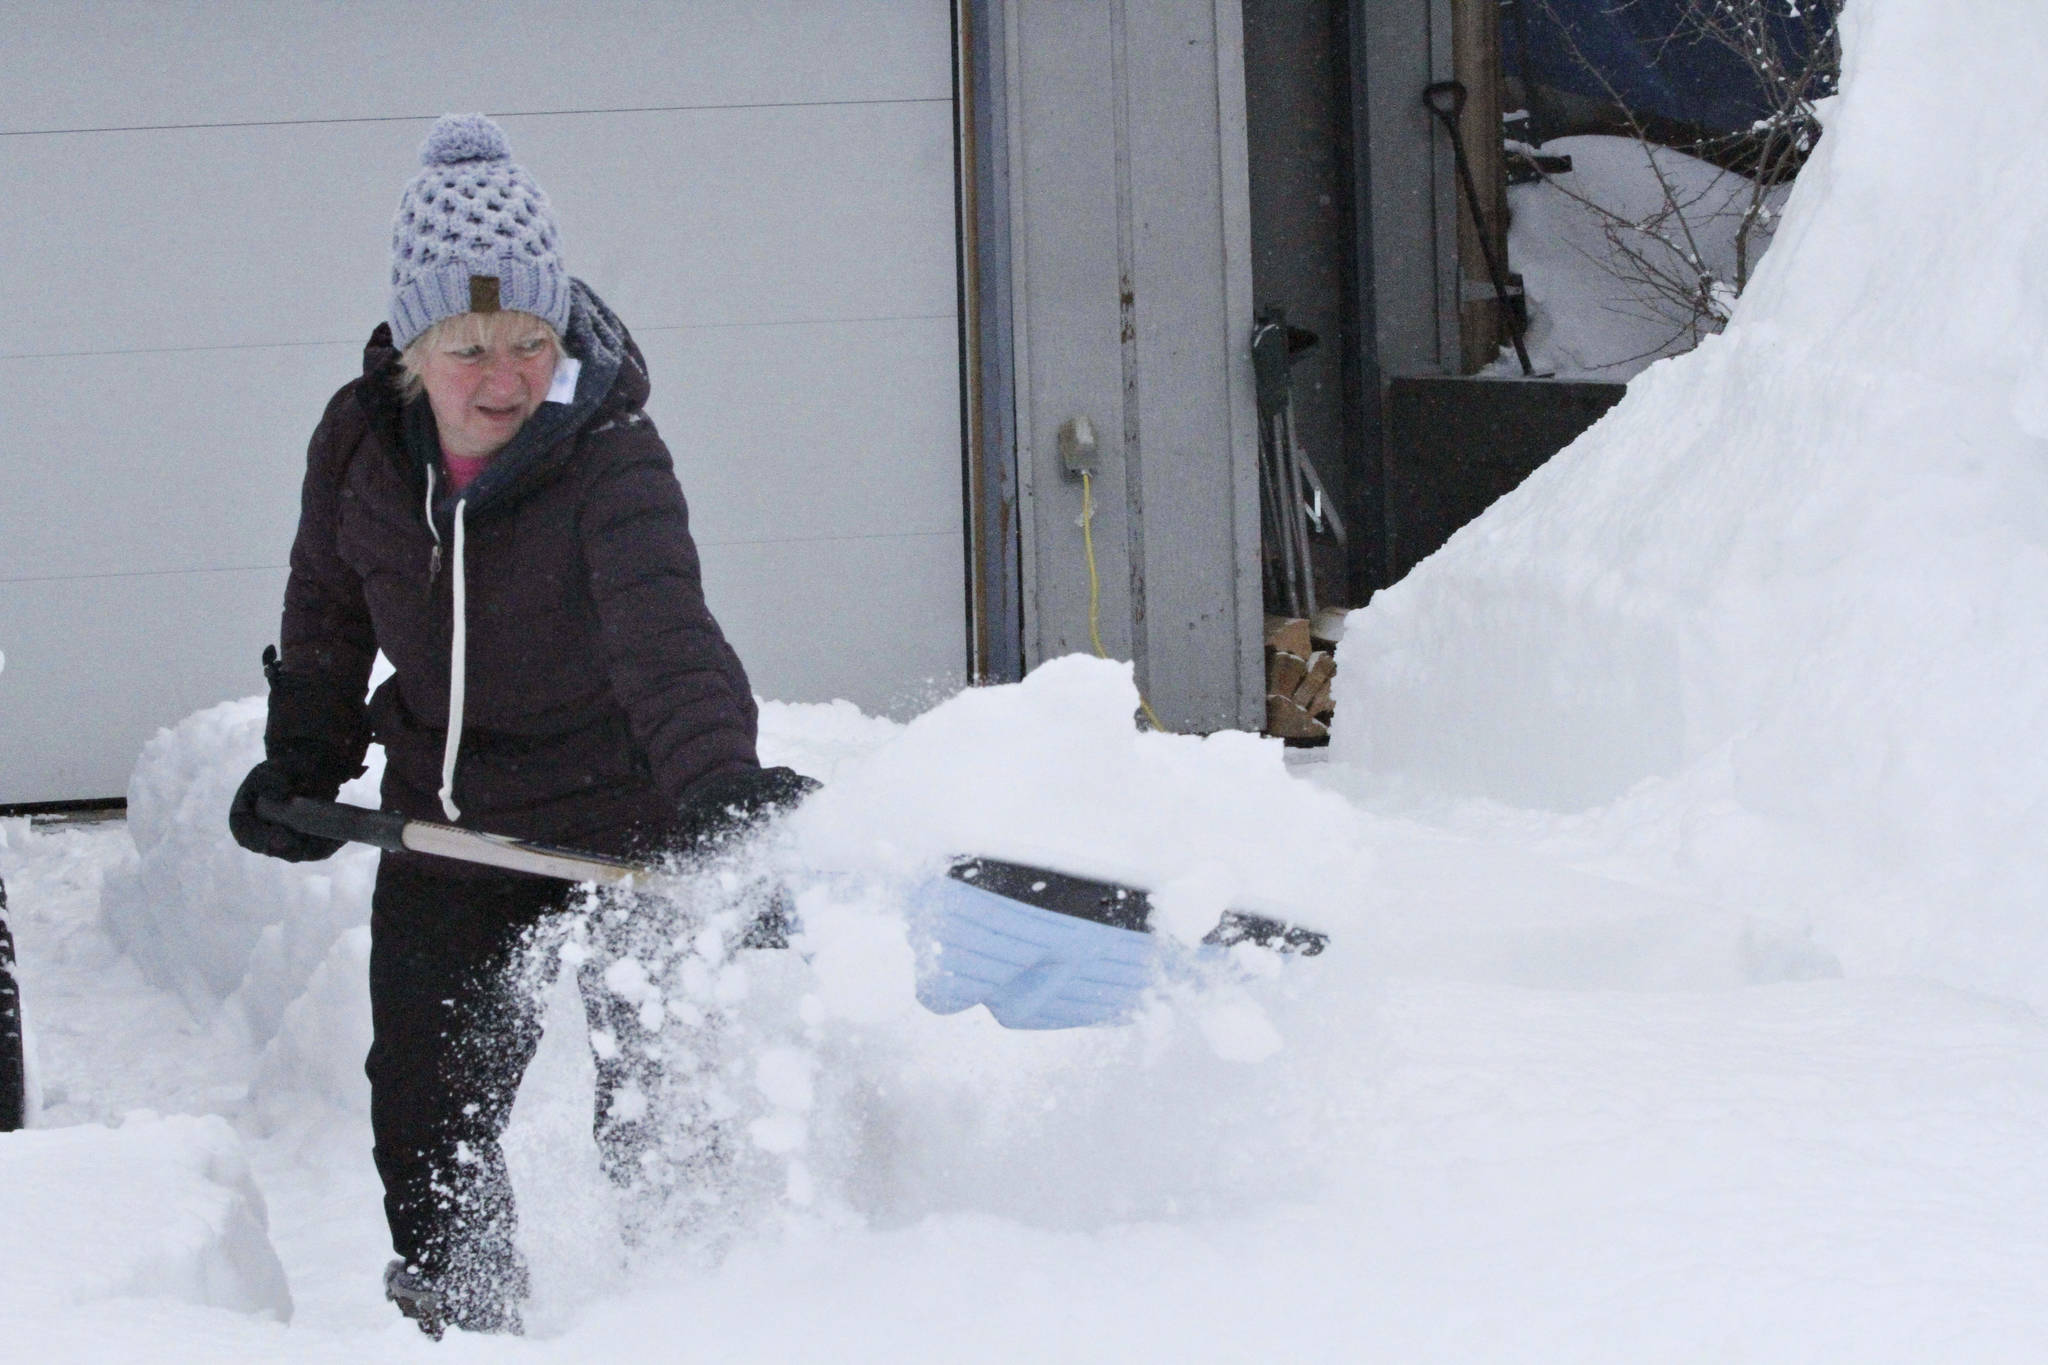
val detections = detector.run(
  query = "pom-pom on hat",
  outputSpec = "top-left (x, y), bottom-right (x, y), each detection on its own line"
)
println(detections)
top-left (387, 113), bottom-right (571, 351)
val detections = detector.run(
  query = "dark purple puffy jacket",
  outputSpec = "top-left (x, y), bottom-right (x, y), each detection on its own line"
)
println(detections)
top-left (275, 284), bottom-right (760, 867)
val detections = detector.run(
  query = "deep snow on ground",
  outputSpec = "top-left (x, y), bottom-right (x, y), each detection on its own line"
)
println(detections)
top-left (7, 0), bottom-right (2048, 1358)
top-left (6, 662), bottom-right (2048, 1361)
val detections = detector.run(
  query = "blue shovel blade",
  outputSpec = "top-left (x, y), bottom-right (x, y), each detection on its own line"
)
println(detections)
top-left (911, 873), bottom-right (1161, 1030)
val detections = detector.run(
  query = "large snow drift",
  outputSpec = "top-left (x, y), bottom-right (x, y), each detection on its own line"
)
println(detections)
top-left (1335, 1), bottom-right (2048, 1008)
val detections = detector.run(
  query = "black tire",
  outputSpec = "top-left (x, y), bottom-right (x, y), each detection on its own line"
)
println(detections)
top-left (0, 879), bottom-right (23, 1133)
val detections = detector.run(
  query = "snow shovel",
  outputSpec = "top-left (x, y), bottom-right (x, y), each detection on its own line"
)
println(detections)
top-left (257, 796), bottom-right (1327, 1030)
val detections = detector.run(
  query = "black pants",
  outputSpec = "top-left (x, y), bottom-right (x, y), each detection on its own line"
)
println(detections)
top-left (365, 856), bottom-right (717, 1313)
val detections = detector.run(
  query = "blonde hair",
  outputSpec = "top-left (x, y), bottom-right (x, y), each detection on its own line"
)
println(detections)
top-left (395, 309), bottom-right (562, 400)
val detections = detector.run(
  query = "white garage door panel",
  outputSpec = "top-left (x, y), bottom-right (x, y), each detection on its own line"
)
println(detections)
top-left (2, 1), bottom-right (949, 132)
top-left (520, 103), bottom-right (958, 329)
top-left (0, 123), bottom-right (400, 361)
top-left (0, 569), bottom-right (285, 801)
top-left (640, 317), bottom-right (962, 546)
top-left (0, 347), bottom-right (349, 582)
top-left (2, 102), bottom-right (956, 361)
top-left (700, 533), bottom-right (964, 715)
top-left (3, 5), bottom-right (963, 804)
top-left (0, 314), bottom-right (964, 590)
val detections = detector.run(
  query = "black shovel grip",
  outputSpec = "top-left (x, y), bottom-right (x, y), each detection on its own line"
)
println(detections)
top-left (256, 796), bottom-right (409, 853)
top-left (1424, 78), bottom-right (1468, 120)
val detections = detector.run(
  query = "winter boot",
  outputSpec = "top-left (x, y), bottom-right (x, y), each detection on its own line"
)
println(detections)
top-left (384, 1257), bottom-right (525, 1339)
top-left (384, 1260), bottom-right (450, 1340)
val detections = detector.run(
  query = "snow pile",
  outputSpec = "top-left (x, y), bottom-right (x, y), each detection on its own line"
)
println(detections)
top-left (428, 661), bottom-right (1391, 1285)
top-left (552, 975), bottom-right (2048, 1363)
top-left (1335, 2), bottom-right (2048, 1005)
top-left (248, 927), bottom-right (372, 1126)
top-left (100, 656), bottom-right (1832, 1170)
top-left (791, 654), bottom-right (1371, 928)
top-left (757, 696), bottom-right (906, 786)
top-left (709, 658), bottom-right (1819, 1251)
top-left (0, 1113), bottom-right (292, 1320)
top-left (100, 697), bottom-right (382, 1042)
top-left (27, 664), bottom-right (2046, 1354)
top-left (103, 662), bottom-right (1380, 1294)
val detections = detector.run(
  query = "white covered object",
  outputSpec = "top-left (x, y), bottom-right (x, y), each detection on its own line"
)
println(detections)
top-left (0, 1113), bottom-right (291, 1319)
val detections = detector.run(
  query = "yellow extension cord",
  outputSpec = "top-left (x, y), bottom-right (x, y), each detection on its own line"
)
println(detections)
top-left (1079, 470), bottom-right (1169, 733)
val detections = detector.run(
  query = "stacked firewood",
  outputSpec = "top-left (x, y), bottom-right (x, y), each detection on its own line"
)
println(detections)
top-left (1264, 613), bottom-right (1344, 740)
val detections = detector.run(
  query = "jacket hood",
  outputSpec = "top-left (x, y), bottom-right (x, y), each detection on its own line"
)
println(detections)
top-left (356, 278), bottom-right (650, 525)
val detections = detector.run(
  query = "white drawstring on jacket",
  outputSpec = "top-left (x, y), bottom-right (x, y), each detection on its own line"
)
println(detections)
top-left (420, 462), bottom-right (466, 822)
top-left (438, 497), bottom-right (468, 821)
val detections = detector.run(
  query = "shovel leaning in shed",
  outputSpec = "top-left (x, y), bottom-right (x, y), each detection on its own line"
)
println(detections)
top-left (258, 796), bottom-right (1328, 1031)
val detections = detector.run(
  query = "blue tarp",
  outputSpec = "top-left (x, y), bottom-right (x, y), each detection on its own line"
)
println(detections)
top-left (1509, 0), bottom-right (1826, 139)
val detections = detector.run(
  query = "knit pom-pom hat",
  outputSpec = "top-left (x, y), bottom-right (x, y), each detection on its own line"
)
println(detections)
top-left (387, 113), bottom-right (571, 351)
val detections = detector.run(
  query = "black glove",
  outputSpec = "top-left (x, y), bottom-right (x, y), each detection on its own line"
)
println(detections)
top-left (229, 759), bottom-right (349, 862)
top-left (672, 765), bottom-right (820, 855)
top-left (228, 646), bottom-right (370, 863)
top-left (261, 644), bottom-right (371, 766)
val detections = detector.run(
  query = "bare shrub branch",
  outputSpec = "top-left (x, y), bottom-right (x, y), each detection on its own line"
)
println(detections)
top-left (1526, 0), bottom-right (1842, 349)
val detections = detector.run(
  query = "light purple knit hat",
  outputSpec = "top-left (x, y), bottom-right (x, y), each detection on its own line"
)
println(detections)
top-left (387, 114), bottom-right (571, 351)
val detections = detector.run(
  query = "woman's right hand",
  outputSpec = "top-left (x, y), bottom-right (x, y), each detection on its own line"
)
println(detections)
top-left (228, 760), bottom-right (350, 862)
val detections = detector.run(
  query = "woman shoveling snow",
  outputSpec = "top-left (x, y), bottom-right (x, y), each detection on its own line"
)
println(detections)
top-left (227, 113), bottom-right (815, 1338)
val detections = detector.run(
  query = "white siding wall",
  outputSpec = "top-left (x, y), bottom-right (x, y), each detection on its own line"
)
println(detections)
top-left (0, 1), bottom-right (963, 803)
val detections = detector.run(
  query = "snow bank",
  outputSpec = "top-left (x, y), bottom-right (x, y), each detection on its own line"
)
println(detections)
top-left (1334, 2), bottom-right (2048, 1006)
top-left (82, 662), bottom-right (1861, 1337)
top-left (121, 657), bottom-right (1823, 1159)
top-left (100, 697), bottom-right (381, 1042)
top-left (791, 654), bottom-right (1372, 927)
top-left (0, 1113), bottom-right (291, 1319)
top-left (249, 927), bottom-right (372, 1127)
top-left (44, 651), bottom-right (2043, 1354)
top-left (98, 691), bottom-right (908, 1118)
top-left (757, 696), bottom-right (906, 785)
top-left (422, 662), bottom-right (1388, 1286)
top-left (676, 658), bottom-right (1824, 1257)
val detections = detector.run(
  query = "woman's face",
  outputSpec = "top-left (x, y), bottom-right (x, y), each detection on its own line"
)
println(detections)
top-left (418, 315), bottom-right (559, 461)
